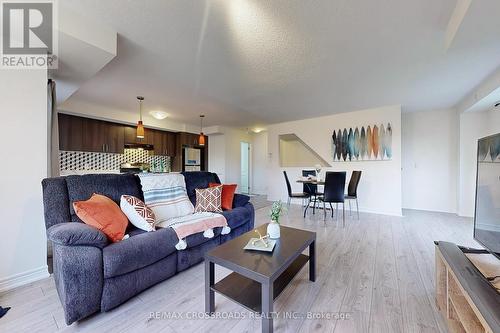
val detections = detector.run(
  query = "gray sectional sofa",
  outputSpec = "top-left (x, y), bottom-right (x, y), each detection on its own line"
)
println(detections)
top-left (42, 171), bottom-right (254, 325)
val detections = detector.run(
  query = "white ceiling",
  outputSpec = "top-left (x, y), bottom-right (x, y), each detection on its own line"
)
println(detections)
top-left (60, 0), bottom-right (500, 127)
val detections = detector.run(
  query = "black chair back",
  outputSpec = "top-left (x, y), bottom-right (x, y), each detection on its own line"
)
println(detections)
top-left (323, 172), bottom-right (346, 203)
top-left (347, 171), bottom-right (362, 197)
top-left (283, 171), bottom-right (292, 196)
top-left (302, 170), bottom-right (317, 195)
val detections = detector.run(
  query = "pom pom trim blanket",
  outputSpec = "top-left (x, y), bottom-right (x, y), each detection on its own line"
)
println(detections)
top-left (157, 212), bottom-right (230, 250)
top-left (138, 173), bottom-right (230, 250)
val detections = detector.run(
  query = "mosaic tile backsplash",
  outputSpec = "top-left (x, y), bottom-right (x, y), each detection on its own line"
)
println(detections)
top-left (60, 149), bottom-right (171, 172)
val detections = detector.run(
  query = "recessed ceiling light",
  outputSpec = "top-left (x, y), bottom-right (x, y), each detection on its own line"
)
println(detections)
top-left (149, 110), bottom-right (168, 120)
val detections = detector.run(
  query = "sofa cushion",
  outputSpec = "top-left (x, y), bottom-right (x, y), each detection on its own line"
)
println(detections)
top-left (42, 177), bottom-right (71, 229)
top-left (233, 193), bottom-right (250, 208)
top-left (103, 227), bottom-right (178, 278)
top-left (177, 236), bottom-right (220, 272)
top-left (66, 174), bottom-right (143, 222)
top-left (102, 253), bottom-right (177, 311)
top-left (222, 206), bottom-right (251, 229)
top-left (126, 225), bottom-right (147, 237)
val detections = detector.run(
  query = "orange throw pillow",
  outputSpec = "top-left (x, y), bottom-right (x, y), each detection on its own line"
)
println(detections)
top-left (73, 193), bottom-right (128, 243)
top-left (209, 183), bottom-right (237, 210)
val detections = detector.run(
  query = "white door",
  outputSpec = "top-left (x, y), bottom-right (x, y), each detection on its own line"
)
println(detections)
top-left (241, 142), bottom-right (250, 194)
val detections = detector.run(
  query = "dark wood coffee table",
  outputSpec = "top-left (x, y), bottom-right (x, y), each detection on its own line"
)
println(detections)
top-left (205, 224), bottom-right (316, 333)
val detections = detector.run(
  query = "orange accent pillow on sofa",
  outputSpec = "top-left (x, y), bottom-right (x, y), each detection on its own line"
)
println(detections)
top-left (209, 183), bottom-right (237, 210)
top-left (73, 193), bottom-right (128, 243)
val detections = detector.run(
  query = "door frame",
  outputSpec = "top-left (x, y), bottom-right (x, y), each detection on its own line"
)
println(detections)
top-left (240, 141), bottom-right (252, 194)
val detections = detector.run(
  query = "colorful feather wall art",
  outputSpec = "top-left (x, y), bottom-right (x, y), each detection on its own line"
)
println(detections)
top-left (336, 129), bottom-right (342, 161)
top-left (332, 130), bottom-right (337, 160)
top-left (331, 123), bottom-right (393, 161)
top-left (384, 123), bottom-right (393, 158)
top-left (379, 124), bottom-right (386, 159)
top-left (347, 128), bottom-right (354, 161)
top-left (372, 125), bottom-right (380, 158)
top-left (353, 127), bottom-right (360, 160)
top-left (342, 129), bottom-right (348, 161)
top-left (360, 127), bottom-right (367, 158)
top-left (367, 126), bottom-right (373, 159)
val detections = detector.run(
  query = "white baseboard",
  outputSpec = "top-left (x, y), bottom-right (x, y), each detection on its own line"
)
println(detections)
top-left (358, 208), bottom-right (403, 217)
top-left (402, 206), bottom-right (458, 215)
top-left (0, 266), bottom-right (50, 293)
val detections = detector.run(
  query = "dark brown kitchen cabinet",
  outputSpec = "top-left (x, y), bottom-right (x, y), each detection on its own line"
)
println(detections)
top-left (190, 133), bottom-right (199, 146)
top-left (152, 130), bottom-right (177, 156)
top-left (166, 132), bottom-right (177, 157)
top-left (178, 132), bottom-right (204, 147)
top-left (82, 118), bottom-right (124, 153)
top-left (82, 118), bottom-right (106, 152)
top-left (59, 115), bottom-right (201, 166)
top-left (177, 132), bottom-right (188, 147)
top-left (105, 123), bottom-right (124, 153)
top-left (124, 126), bottom-right (137, 144)
top-left (59, 114), bottom-right (124, 153)
top-left (124, 125), bottom-right (154, 145)
top-left (58, 113), bottom-right (83, 151)
top-left (142, 128), bottom-right (154, 145)
top-left (153, 130), bottom-right (164, 155)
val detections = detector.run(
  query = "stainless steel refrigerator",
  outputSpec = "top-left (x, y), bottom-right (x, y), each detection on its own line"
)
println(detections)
top-left (184, 147), bottom-right (201, 171)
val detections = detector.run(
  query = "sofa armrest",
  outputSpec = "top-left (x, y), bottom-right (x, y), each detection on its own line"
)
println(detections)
top-left (232, 193), bottom-right (250, 208)
top-left (53, 243), bottom-right (103, 324)
top-left (47, 223), bottom-right (109, 249)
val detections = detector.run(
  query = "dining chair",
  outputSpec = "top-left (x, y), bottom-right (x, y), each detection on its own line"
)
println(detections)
top-left (302, 170), bottom-right (323, 214)
top-left (319, 171), bottom-right (347, 226)
top-left (283, 171), bottom-right (310, 208)
top-left (345, 171), bottom-right (362, 220)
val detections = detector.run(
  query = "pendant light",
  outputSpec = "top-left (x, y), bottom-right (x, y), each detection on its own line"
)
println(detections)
top-left (136, 96), bottom-right (145, 139)
top-left (198, 115), bottom-right (205, 146)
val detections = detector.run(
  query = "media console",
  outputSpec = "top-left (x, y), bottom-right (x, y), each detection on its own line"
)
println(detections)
top-left (435, 241), bottom-right (500, 333)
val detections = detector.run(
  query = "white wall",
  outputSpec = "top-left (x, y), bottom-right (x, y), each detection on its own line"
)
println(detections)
top-left (224, 128), bottom-right (252, 190)
top-left (400, 107), bottom-right (499, 217)
top-left (267, 105), bottom-right (402, 216)
top-left (207, 127), bottom-right (252, 192)
top-left (208, 134), bottom-right (226, 183)
top-left (251, 131), bottom-right (268, 195)
top-left (0, 69), bottom-right (49, 291)
top-left (401, 109), bottom-right (459, 213)
top-left (459, 108), bottom-right (500, 217)
top-left (279, 137), bottom-right (328, 167)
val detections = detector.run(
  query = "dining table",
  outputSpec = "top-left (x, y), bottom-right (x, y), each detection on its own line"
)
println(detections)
top-left (296, 178), bottom-right (325, 217)
top-left (296, 178), bottom-right (325, 185)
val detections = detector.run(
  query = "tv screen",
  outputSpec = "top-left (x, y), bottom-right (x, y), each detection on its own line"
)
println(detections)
top-left (474, 133), bottom-right (500, 258)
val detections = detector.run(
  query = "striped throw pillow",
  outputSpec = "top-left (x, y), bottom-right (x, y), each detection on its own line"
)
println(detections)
top-left (138, 174), bottom-right (194, 225)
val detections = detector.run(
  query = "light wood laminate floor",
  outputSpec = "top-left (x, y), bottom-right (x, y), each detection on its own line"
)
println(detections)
top-left (0, 206), bottom-right (479, 333)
